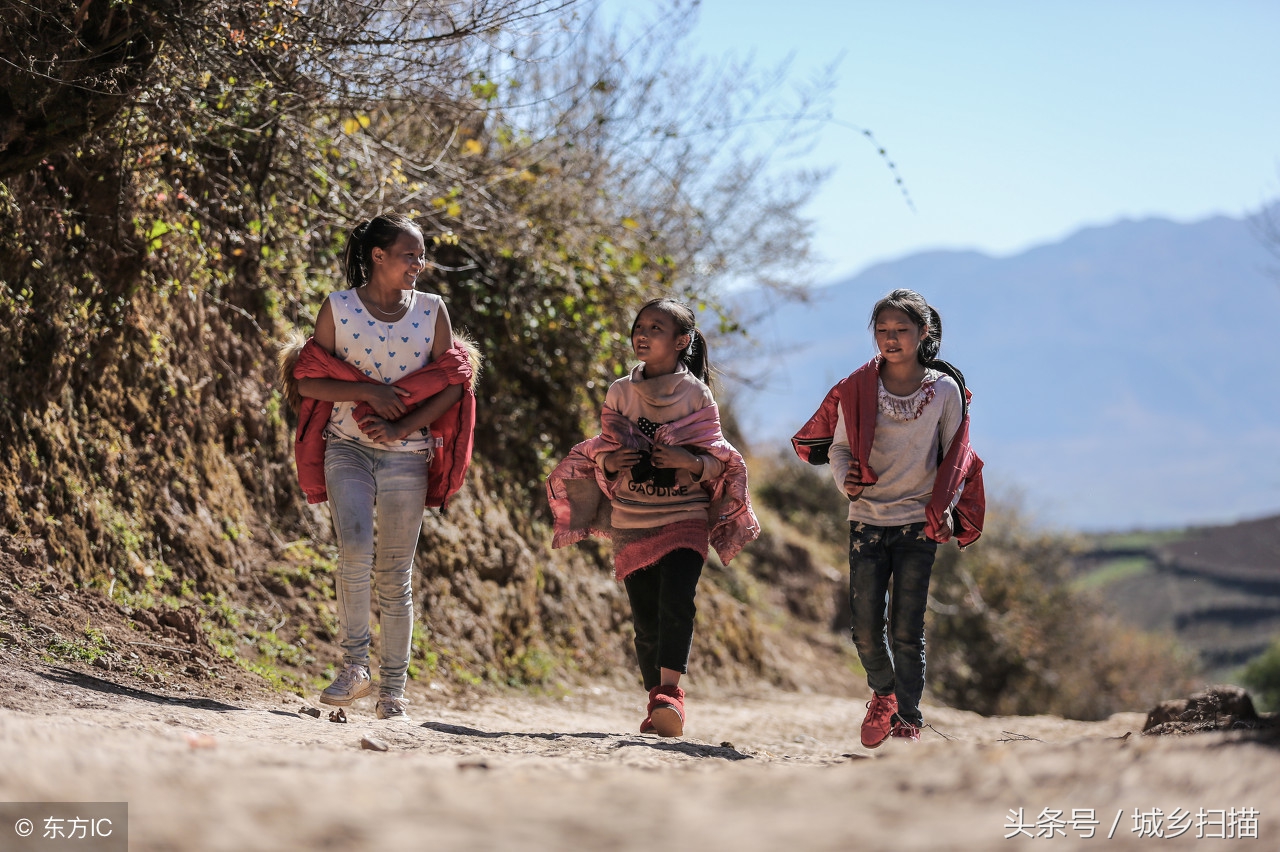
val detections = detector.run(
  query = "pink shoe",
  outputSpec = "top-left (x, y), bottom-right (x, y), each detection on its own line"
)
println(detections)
top-left (860, 693), bottom-right (898, 749)
top-left (647, 685), bottom-right (686, 737)
top-left (890, 718), bottom-right (921, 742)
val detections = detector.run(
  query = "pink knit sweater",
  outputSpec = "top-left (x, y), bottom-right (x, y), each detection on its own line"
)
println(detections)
top-left (546, 384), bottom-right (759, 581)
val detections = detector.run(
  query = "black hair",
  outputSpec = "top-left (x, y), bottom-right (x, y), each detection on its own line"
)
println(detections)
top-left (342, 213), bottom-right (422, 289)
top-left (869, 288), bottom-right (942, 366)
top-left (630, 297), bottom-right (712, 384)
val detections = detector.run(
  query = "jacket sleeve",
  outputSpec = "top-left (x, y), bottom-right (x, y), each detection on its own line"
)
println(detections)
top-left (791, 383), bottom-right (840, 465)
top-left (924, 406), bottom-right (984, 546)
top-left (951, 457), bottom-right (985, 547)
top-left (547, 435), bottom-right (618, 548)
top-left (418, 346), bottom-right (477, 509)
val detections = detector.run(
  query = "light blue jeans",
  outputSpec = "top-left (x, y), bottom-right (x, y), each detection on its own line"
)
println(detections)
top-left (324, 438), bottom-right (430, 698)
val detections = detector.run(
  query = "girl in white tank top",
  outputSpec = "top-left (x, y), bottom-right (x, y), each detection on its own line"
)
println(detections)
top-left (295, 214), bottom-right (462, 723)
top-left (326, 288), bottom-right (442, 453)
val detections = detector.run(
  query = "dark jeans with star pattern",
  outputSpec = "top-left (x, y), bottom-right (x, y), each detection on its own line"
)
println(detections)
top-left (848, 520), bottom-right (937, 727)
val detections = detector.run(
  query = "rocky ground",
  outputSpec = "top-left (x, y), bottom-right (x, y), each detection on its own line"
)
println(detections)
top-left (3, 646), bottom-right (1279, 851)
top-left (3, 527), bottom-right (1278, 851)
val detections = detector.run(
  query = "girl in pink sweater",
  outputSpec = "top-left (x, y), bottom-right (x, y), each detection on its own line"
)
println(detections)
top-left (547, 298), bottom-right (758, 736)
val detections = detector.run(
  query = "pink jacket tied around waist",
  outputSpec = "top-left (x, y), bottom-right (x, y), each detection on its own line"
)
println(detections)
top-left (546, 404), bottom-right (759, 578)
top-left (791, 356), bottom-right (986, 547)
top-left (292, 337), bottom-right (476, 509)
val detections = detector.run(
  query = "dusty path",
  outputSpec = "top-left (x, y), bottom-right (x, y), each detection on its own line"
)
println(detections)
top-left (2, 653), bottom-right (1278, 851)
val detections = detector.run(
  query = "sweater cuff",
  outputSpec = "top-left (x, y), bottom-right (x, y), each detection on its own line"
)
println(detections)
top-left (694, 453), bottom-right (722, 483)
top-left (596, 452), bottom-right (618, 480)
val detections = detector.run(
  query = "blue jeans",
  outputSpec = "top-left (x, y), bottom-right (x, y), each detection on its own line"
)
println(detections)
top-left (848, 520), bottom-right (937, 726)
top-left (324, 438), bottom-right (430, 698)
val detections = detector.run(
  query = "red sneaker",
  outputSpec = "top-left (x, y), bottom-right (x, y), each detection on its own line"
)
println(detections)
top-left (647, 684), bottom-right (686, 737)
top-left (890, 718), bottom-right (921, 742)
top-left (860, 693), bottom-right (898, 749)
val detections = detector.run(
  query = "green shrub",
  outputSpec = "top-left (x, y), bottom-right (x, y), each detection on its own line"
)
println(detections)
top-left (926, 503), bottom-right (1198, 720)
top-left (752, 451), bottom-right (851, 549)
top-left (1240, 636), bottom-right (1280, 713)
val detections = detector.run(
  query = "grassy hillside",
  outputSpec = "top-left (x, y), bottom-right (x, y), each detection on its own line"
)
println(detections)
top-left (1072, 515), bottom-right (1280, 680)
top-left (0, 0), bottom-right (842, 698)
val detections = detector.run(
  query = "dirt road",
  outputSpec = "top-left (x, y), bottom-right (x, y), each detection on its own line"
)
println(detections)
top-left (2, 654), bottom-right (1277, 851)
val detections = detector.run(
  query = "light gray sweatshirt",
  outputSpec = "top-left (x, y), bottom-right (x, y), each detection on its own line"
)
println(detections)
top-left (829, 369), bottom-right (962, 526)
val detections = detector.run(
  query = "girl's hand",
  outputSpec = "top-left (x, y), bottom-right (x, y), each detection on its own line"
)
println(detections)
top-left (362, 384), bottom-right (413, 420)
top-left (356, 413), bottom-right (408, 444)
top-left (650, 443), bottom-right (701, 474)
top-left (843, 459), bottom-right (866, 501)
top-left (601, 448), bottom-right (644, 475)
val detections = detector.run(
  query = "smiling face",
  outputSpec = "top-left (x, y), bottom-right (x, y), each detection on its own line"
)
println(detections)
top-left (631, 306), bottom-right (691, 376)
top-left (370, 230), bottom-right (426, 290)
top-left (874, 306), bottom-right (926, 367)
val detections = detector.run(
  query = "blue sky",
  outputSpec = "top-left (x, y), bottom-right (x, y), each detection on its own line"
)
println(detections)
top-left (601, 1), bottom-right (1280, 282)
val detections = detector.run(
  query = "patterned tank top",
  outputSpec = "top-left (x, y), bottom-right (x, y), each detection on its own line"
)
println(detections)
top-left (325, 288), bottom-right (442, 453)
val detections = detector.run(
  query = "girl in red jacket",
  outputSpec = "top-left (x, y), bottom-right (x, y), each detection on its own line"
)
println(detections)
top-left (295, 214), bottom-right (463, 722)
top-left (794, 288), bottom-right (983, 748)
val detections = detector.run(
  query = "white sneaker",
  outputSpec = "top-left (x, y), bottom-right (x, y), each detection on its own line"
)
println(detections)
top-left (375, 694), bottom-right (412, 722)
top-left (320, 664), bottom-right (373, 706)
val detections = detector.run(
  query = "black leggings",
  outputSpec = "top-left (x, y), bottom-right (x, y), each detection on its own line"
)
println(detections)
top-left (623, 548), bottom-right (704, 691)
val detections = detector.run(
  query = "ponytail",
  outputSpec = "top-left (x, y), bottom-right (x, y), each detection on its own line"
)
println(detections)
top-left (682, 327), bottom-right (712, 385)
top-left (343, 220), bottom-right (371, 288)
top-left (342, 214), bottom-right (420, 289)
top-left (920, 305), bottom-right (942, 365)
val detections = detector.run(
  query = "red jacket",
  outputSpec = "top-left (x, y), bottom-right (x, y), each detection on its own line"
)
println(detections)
top-left (791, 356), bottom-right (985, 547)
top-left (291, 338), bottom-right (476, 508)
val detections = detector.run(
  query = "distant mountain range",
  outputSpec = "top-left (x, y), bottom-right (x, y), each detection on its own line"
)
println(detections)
top-left (725, 209), bottom-right (1280, 531)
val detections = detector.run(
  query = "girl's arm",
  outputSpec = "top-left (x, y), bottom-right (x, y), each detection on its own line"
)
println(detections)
top-left (937, 377), bottom-right (964, 458)
top-left (430, 299), bottom-right (454, 361)
top-left (829, 406), bottom-right (863, 499)
top-left (649, 392), bottom-right (725, 481)
top-left (357, 384), bottom-right (464, 443)
top-left (594, 387), bottom-right (641, 476)
top-left (649, 444), bottom-right (723, 481)
top-left (600, 448), bottom-right (644, 476)
top-left (296, 299), bottom-right (412, 419)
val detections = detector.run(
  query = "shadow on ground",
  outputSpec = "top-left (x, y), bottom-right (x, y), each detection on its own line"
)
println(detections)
top-left (39, 667), bottom-right (244, 712)
top-left (421, 721), bottom-right (752, 761)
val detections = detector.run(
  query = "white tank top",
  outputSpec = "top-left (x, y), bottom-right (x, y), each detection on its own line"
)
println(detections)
top-left (325, 288), bottom-right (443, 453)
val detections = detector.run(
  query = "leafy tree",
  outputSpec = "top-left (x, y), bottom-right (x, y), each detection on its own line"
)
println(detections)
top-left (407, 1), bottom-right (831, 499)
top-left (0, 0), bottom-right (831, 686)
